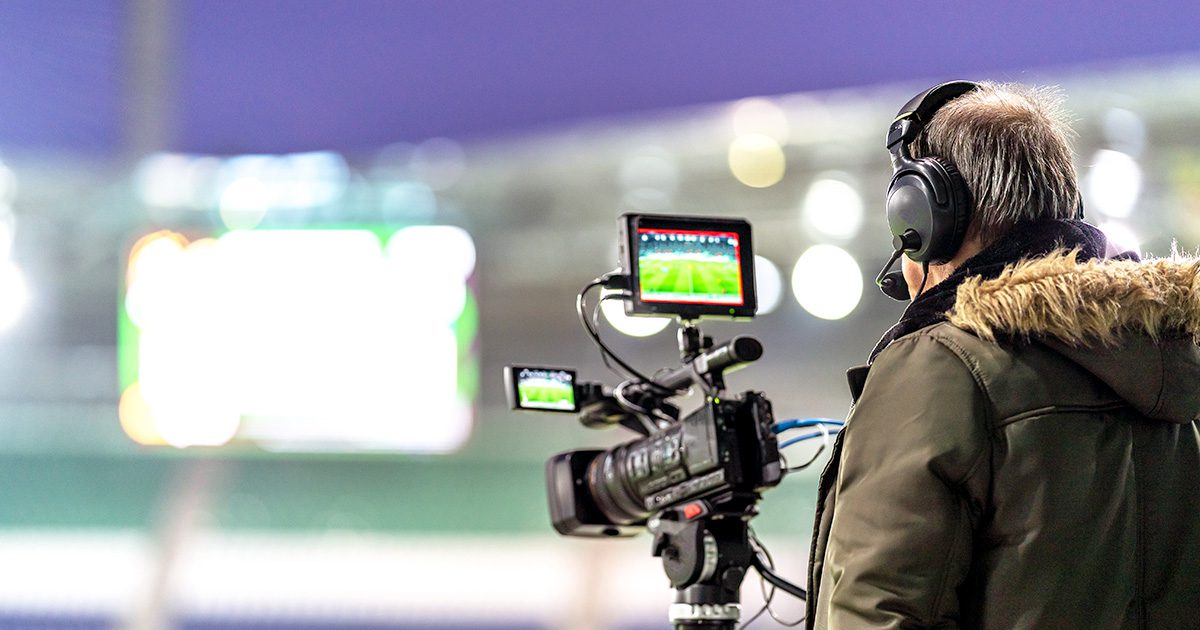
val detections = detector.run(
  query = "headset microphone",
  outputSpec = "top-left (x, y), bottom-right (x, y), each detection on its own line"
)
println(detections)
top-left (879, 80), bottom-right (979, 301)
top-left (875, 229), bottom-right (921, 301)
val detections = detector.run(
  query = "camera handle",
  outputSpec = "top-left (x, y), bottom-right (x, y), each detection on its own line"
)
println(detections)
top-left (649, 497), bottom-right (758, 630)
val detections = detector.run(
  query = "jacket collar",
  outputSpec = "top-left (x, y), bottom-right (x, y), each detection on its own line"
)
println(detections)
top-left (868, 218), bottom-right (1110, 363)
top-left (846, 365), bottom-right (870, 403)
top-left (950, 250), bottom-right (1200, 424)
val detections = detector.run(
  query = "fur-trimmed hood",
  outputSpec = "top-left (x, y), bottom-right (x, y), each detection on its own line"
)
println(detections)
top-left (950, 251), bottom-right (1200, 345)
top-left (949, 252), bottom-right (1200, 423)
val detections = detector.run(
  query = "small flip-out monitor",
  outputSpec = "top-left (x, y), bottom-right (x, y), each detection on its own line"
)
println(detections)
top-left (505, 366), bottom-right (580, 413)
top-left (618, 214), bottom-right (757, 319)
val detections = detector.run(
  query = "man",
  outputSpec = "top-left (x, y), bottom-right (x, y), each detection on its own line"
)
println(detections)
top-left (806, 81), bottom-right (1200, 628)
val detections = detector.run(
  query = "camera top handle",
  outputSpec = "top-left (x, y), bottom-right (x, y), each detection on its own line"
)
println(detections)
top-left (582, 326), bottom-right (764, 436)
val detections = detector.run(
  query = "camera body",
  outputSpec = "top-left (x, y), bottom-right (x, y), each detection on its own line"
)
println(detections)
top-left (506, 212), bottom-right (778, 537)
top-left (547, 391), bottom-right (781, 537)
top-left (505, 213), bottom-right (807, 625)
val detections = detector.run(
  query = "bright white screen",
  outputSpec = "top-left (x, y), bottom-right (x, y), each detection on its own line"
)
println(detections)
top-left (120, 227), bottom-right (477, 453)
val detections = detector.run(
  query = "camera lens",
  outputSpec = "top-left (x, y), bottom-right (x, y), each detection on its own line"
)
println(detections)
top-left (586, 441), bottom-right (651, 524)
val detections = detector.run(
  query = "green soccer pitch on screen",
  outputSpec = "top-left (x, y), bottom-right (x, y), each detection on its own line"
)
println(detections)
top-left (618, 214), bottom-right (757, 320)
top-left (505, 366), bottom-right (579, 413)
top-left (637, 229), bottom-right (743, 305)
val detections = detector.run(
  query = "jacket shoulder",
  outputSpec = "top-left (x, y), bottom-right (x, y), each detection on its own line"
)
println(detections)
top-left (889, 322), bottom-right (1121, 425)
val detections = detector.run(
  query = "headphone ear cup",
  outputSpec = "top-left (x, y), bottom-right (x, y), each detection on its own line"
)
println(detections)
top-left (926, 156), bottom-right (973, 263)
top-left (885, 168), bottom-right (937, 260)
top-left (885, 155), bottom-right (971, 263)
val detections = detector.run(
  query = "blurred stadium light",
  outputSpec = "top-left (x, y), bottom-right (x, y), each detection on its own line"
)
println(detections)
top-left (1085, 149), bottom-right (1142, 219)
top-left (791, 245), bottom-right (864, 321)
top-left (752, 255), bottom-right (784, 316)
top-left (599, 288), bottom-right (672, 337)
top-left (801, 173), bottom-right (864, 241)
top-left (119, 227), bottom-right (477, 452)
top-left (1099, 221), bottom-right (1141, 255)
top-left (727, 133), bottom-right (787, 188)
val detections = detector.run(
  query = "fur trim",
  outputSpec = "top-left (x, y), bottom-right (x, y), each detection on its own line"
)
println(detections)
top-left (948, 250), bottom-right (1200, 346)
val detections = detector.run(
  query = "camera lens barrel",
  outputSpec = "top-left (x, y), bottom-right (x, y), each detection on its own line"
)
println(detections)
top-left (586, 440), bottom-right (652, 524)
top-left (584, 405), bottom-right (722, 525)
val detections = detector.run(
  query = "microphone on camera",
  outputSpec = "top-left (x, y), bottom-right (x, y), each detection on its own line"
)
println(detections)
top-left (875, 230), bottom-right (921, 301)
top-left (653, 336), bottom-right (764, 393)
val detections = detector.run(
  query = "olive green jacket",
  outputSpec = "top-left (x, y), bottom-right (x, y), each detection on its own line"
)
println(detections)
top-left (807, 253), bottom-right (1200, 629)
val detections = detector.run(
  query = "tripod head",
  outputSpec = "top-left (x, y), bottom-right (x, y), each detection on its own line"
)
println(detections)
top-left (649, 497), bottom-right (757, 629)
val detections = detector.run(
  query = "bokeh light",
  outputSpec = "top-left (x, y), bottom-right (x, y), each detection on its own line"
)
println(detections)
top-left (219, 177), bottom-right (272, 230)
top-left (278, 151), bottom-right (350, 208)
top-left (123, 228), bottom-right (477, 452)
top-left (731, 98), bottom-right (790, 142)
top-left (0, 260), bottom-right (29, 332)
top-left (791, 245), bottom-right (863, 320)
top-left (1102, 108), bottom-right (1146, 157)
top-left (1100, 221), bottom-right (1140, 255)
top-left (386, 225), bottom-right (476, 324)
top-left (153, 403), bottom-right (242, 448)
top-left (118, 383), bottom-right (165, 446)
top-left (0, 206), bottom-right (16, 260)
top-left (599, 288), bottom-right (672, 337)
top-left (412, 138), bottom-right (466, 190)
top-left (1085, 149), bottom-right (1142, 218)
top-left (125, 231), bottom-right (189, 329)
top-left (753, 255), bottom-right (783, 315)
top-left (134, 152), bottom-right (195, 209)
top-left (0, 160), bottom-right (18, 205)
top-left (801, 174), bottom-right (864, 240)
top-left (728, 134), bottom-right (786, 188)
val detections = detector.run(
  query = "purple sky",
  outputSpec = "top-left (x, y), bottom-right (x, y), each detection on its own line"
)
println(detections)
top-left (3, 1), bottom-right (1200, 154)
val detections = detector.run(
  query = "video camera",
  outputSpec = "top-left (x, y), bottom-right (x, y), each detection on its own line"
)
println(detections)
top-left (505, 214), bottom-right (807, 629)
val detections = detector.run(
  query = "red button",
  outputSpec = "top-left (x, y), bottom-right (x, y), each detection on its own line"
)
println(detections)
top-left (683, 503), bottom-right (703, 520)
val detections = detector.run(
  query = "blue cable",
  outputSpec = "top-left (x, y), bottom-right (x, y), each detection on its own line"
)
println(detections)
top-left (772, 418), bottom-right (844, 434)
top-left (779, 431), bottom-right (834, 449)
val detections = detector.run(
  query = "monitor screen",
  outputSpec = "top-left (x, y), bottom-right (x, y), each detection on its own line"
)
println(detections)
top-left (636, 228), bottom-right (744, 306)
top-left (619, 214), bottom-right (755, 319)
top-left (510, 367), bottom-right (577, 412)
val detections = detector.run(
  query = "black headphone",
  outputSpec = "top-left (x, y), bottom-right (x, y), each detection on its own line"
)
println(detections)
top-left (876, 80), bottom-right (979, 301)
top-left (875, 81), bottom-right (1089, 301)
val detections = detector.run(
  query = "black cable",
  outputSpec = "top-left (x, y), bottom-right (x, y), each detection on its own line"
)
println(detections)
top-left (742, 530), bottom-right (806, 628)
top-left (752, 553), bottom-right (807, 600)
top-left (576, 278), bottom-right (673, 395)
top-left (577, 278), bottom-right (643, 382)
top-left (785, 422), bottom-right (831, 473)
top-left (917, 260), bottom-right (930, 296)
top-left (593, 292), bottom-right (628, 379)
top-left (739, 533), bottom-right (776, 629)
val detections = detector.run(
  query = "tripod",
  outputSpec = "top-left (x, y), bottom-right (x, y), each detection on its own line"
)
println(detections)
top-left (650, 497), bottom-right (753, 630)
top-left (650, 496), bottom-right (806, 629)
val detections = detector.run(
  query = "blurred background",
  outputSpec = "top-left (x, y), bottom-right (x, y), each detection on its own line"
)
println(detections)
top-left (2, 1), bottom-right (1199, 628)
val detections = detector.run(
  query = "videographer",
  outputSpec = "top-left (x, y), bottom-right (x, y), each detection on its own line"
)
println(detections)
top-left (807, 82), bottom-right (1200, 628)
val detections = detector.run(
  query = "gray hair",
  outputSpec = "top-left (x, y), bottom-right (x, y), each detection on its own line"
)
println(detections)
top-left (909, 81), bottom-right (1081, 241)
